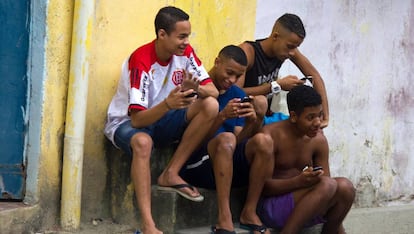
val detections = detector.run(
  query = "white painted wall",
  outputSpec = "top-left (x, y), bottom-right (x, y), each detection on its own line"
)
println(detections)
top-left (255, 0), bottom-right (414, 207)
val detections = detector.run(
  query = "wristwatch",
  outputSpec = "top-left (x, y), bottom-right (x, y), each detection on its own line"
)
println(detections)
top-left (271, 81), bottom-right (281, 94)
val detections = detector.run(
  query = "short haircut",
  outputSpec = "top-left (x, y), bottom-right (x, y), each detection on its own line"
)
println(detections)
top-left (218, 45), bottom-right (247, 66)
top-left (276, 13), bottom-right (306, 39)
top-left (287, 85), bottom-right (321, 116)
top-left (154, 6), bottom-right (189, 37)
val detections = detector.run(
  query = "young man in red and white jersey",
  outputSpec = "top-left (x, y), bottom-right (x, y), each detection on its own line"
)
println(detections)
top-left (104, 6), bottom-right (219, 234)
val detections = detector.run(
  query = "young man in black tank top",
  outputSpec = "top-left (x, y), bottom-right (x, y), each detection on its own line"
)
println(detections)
top-left (237, 13), bottom-right (329, 129)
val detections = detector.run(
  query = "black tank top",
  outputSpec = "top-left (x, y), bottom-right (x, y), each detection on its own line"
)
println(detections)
top-left (244, 39), bottom-right (283, 88)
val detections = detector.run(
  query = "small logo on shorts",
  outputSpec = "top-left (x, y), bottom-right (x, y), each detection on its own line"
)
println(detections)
top-left (172, 70), bottom-right (184, 85)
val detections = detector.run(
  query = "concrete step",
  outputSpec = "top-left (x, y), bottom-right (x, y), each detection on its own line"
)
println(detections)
top-left (107, 145), bottom-right (249, 233)
top-left (176, 224), bottom-right (323, 234)
top-left (176, 225), bottom-right (250, 234)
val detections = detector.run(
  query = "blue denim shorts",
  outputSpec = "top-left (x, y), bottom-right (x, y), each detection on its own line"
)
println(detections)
top-left (180, 140), bottom-right (250, 189)
top-left (114, 109), bottom-right (188, 155)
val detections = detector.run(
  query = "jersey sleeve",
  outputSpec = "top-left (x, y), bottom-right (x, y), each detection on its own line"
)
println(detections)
top-left (184, 45), bottom-right (212, 85)
top-left (128, 51), bottom-right (150, 113)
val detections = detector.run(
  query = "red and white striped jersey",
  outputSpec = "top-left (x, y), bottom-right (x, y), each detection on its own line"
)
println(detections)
top-left (104, 40), bottom-right (211, 146)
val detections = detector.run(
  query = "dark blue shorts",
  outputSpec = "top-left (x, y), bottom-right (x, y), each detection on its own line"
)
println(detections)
top-left (179, 141), bottom-right (250, 189)
top-left (114, 109), bottom-right (188, 155)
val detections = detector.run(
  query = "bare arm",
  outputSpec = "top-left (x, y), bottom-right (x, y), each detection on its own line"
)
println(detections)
top-left (236, 42), bottom-right (273, 96)
top-left (206, 97), bottom-right (261, 141)
top-left (197, 81), bottom-right (219, 98)
top-left (290, 49), bottom-right (329, 128)
top-left (130, 86), bottom-right (196, 128)
top-left (181, 71), bottom-right (219, 98)
top-left (311, 131), bottom-right (331, 177)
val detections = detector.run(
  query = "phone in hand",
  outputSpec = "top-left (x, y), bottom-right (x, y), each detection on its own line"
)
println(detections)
top-left (241, 96), bottom-right (252, 103)
top-left (185, 91), bottom-right (198, 98)
top-left (301, 76), bottom-right (313, 87)
top-left (313, 166), bottom-right (323, 171)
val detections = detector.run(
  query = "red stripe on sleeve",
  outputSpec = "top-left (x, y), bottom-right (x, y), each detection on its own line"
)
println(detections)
top-left (200, 78), bottom-right (212, 85)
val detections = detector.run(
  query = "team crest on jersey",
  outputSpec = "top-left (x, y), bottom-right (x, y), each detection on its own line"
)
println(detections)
top-left (172, 70), bottom-right (184, 85)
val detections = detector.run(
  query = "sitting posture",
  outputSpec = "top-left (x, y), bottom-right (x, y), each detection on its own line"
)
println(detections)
top-left (104, 6), bottom-right (219, 234)
top-left (238, 13), bottom-right (329, 127)
top-left (258, 85), bottom-right (355, 234)
top-left (180, 45), bottom-right (273, 234)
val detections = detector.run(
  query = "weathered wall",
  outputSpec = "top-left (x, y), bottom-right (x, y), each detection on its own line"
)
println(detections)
top-left (22, 0), bottom-right (74, 230)
top-left (256, 0), bottom-right (414, 207)
top-left (22, 0), bottom-right (414, 230)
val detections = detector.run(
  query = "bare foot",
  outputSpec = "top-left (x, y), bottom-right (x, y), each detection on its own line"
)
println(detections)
top-left (215, 214), bottom-right (234, 233)
top-left (141, 225), bottom-right (163, 234)
top-left (240, 209), bottom-right (270, 234)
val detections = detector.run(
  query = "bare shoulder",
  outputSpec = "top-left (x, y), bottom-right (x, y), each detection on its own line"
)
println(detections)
top-left (310, 130), bottom-right (329, 148)
top-left (261, 121), bottom-right (284, 134)
top-left (238, 42), bottom-right (255, 68)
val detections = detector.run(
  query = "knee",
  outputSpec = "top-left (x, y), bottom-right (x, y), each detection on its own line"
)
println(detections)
top-left (336, 177), bottom-right (356, 203)
top-left (200, 96), bottom-right (219, 118)
top-left (130, 133), bottom-right (153, 158)
top-left (208, 132), bottom-right (236, 161)
top-left (248, 133), bottom-right (273, 157)
top-left (318, 176), bottom-right (338, 199)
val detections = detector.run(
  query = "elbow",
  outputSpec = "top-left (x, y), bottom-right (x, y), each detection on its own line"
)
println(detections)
top-left (130, 117), bottom-right (142, 129)
top-left (130, 120), bottom-right (139, 128)
top-left (211, 88), bottom-right (219, 98)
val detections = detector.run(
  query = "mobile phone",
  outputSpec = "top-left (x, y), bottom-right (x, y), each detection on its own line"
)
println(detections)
top-left (301, 76), bottom-right (313, 82)
top-left (241, 96), bottom-right (252, 103)
top-left (185, 91), bottom-right (198, 98)
top-left (301, 76), bottom-right (313, 87)
top-left (313, 166), bottom-right (323, 171)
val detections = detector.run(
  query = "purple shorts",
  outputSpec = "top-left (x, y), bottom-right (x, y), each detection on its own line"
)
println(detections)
top-left (257, 193), bottom-right (326, 229)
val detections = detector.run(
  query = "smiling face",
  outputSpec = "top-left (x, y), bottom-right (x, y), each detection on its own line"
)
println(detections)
top-left (157, 20), bottom-right (191, 59)
top-left (212, 56), bottom-right (247, 91)
top-left (291, 105), bottom-right (323, 138)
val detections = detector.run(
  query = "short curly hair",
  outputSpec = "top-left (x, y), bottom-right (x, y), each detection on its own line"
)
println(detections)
top-left (287, 85), bottom-right (321, 116)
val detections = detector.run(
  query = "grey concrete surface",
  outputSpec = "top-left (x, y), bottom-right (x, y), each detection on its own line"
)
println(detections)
top-left (2, 204), bottom-right (413, 234)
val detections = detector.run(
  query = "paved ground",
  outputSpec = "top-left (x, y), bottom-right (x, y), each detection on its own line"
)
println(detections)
top-left (36, 218), bottom-right (136, 234)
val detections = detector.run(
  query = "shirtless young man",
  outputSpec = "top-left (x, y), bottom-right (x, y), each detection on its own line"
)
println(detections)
top-left (258, 85), bottom-right (355, 234)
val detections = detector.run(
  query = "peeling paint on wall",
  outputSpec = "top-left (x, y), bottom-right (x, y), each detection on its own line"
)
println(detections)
top-left (256, 0), bottom-right (414, 207)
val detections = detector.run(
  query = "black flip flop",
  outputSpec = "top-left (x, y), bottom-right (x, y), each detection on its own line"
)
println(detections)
top-left (239, 222), bottom-right (267, 233)
top-left (211, 225), bottom-right (236, 234)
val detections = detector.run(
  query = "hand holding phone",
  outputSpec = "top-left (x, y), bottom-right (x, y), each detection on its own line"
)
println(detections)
top-left (241, 96), bottom-right (252, 103)
top-left (301, 76), bottom-right (313, 87)
top-left (313, 166), bottom-right (323, 171)
top-left (185, 91), bottom-right (198, 98)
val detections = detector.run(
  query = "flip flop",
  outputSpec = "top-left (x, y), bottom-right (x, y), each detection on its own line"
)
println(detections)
top-left (239, 222), bottom-right (267, 233)
top-left (157, 183), bottom-right (204, 202)
top-left (211, 226), bottom-right (236, 234)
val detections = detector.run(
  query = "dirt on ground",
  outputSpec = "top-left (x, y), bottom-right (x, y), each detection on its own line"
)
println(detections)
top-left (36, 218), bottom-right (136, 234)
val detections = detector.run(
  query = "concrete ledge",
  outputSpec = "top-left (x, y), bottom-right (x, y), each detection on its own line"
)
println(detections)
top-left (177, 205), bottom-right (414, 234)
top-left (0, 203), bottom-right (41, 234)
top-left (106, 144), bottom-right (414, 234)
top-left (107, 144), bottom-right (247, 233)
top-left (344, 204), bottom-right (414, 234)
